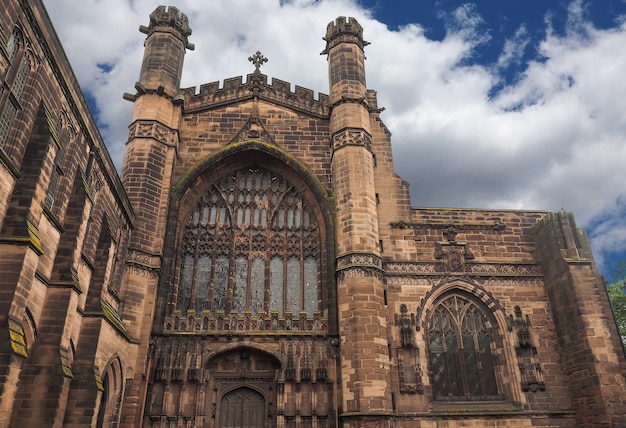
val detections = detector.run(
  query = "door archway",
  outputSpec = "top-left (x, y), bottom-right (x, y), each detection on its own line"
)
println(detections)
top-left (209, 347), bottom-right (279, 428)
top-left (219, 387), bottom-right (265, 428)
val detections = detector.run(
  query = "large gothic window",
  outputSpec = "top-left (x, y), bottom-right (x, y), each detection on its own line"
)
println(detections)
top-left (176, 166), bottom-right (320, 318)
top-left (428, 293), bottom-right (501, 400)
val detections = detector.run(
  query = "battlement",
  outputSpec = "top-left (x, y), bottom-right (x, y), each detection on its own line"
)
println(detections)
top-left (139, 6), bottom-right (194, 49)
top-left (183, 74), bottom-right (329, 118)
top-left (322, 16), bottom-right (369, 53)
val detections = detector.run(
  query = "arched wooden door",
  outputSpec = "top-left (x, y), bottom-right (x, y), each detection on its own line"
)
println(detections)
top-left (209, 348), bottom-right (279, 428)
top-left (219, 387), bottom-right (265, 428)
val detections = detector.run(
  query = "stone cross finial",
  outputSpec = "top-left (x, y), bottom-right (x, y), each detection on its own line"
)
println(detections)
top-left (248, 51), bottom-right (268, 72)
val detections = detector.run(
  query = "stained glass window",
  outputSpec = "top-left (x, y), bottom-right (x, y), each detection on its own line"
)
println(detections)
top-left (428, 293), bottom-right (500, 400)
top-left (176, 167), bottom-right (320, 318)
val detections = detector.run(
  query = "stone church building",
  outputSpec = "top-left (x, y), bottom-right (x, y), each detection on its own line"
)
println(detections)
top-left (1, 1), bottom-right (625, 427)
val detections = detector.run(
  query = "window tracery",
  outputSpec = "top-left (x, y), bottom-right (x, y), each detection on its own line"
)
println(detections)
top-left (176, 166), bottom-right (320, 319)
top-left (428, 293), bottom-right (501, 400)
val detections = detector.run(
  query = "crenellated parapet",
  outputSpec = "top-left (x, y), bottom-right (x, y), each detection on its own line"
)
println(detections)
top-left (139, 6), bottom-right (194, 50)
top-left (322, 16), bottom-right (369, 54)
top-left (182, 74), bottom-right (330, 118)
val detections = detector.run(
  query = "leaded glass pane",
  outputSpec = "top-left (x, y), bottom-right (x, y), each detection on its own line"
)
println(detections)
top-left (445, 331), bottom-right (460, 397)
top-left (479, 331), bottom-right (498, 395)
top-left (304, 257), bottom-right (317, 316)
top-left (177, 254), bottom-right (194, 313)
top-left (0, 102), bottom-right (17, 145)
top-left (213, 256), bottom-right (229, 312)
top-left (286, 258), bottom-right (301, 313)
top-left (270, 257), bottom-right (284, 316)
top-left (233, 256), bottom-right (248, 313)
top-left (194, 256), bottom-right (211, 313)
top-left (12, 56), bottom-right (30, 99)
top-left (250, 258), bottom-right (264, 315)
top-left (6, 31), bottom-right (18, 61)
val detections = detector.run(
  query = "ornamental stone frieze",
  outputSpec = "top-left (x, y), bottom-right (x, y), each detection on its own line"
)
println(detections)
top-left (127, 120), bottom-right (178, 147)
top-left (336, 252), bottom-right (383, 281)
top-left (330, 128), bottom-right (372, 152)
top-left (384, 261), bottom-right (542, 276)
top-left (390, 220), bottom-right (506, 232)
top-left (125, 248), bottom-right (162, 277)
top-left (336, 252), bottom-right (382, 270)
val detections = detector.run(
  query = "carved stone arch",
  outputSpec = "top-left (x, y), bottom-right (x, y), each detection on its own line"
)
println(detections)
top-left (203, 341), bottom-right (281, 366)
top-left (416, 278), bottom-right (510, 334)
top-left (156, 140), bottom-right (336, 334)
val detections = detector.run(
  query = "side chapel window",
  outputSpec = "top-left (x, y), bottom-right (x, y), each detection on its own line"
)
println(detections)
top-left (176, 166), bottom-right (320, 318)
top-left (1, 28), bottom-right (31, 147)
top-left (428, 293), bottom-right (501, 400)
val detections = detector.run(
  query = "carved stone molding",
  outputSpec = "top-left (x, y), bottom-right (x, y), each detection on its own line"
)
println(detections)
top-left (470, 263), bottom-right (542, 276)
top-left (390, 220), bottom-right (506, 232)
top-left (384, 261), bottom-right (542, 279)
top-left (385, 263), bottom-right (443, 274)
top-left (386, 277), bottom-right (435, 288)
top-left (336, 252), bottom-right (382, 270)
top-left (395, 305), bottom-right (424, 395)
top-left (482, 279), bottom-right (543, 287)
top-left (434, 240), bottom-right (474, 272)
top-left (125, 248), bottom-right (162, 278)
top-left (128, 120), bottom-right (178, 147)
top-left (330, 128), bottom-right (372, 152)
top-left (510, 306), bottom-right (546, 392)
top-left (337, 266), bottom-right (382, 281)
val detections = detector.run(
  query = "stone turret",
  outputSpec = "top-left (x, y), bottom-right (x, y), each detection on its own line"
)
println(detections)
top-left (118, 6), bottom-right (193, 426)
top-left (324, 17), bottom-right (392, 424)
top-left (136, 6), bottom-right (193, 98)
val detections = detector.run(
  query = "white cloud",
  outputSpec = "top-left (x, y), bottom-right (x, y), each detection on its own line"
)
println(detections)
top-left (44, 0), bottom-right (626, 273)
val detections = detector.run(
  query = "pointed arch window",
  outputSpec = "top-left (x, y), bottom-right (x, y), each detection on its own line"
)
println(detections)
top-left (1, 28), bottom-right (31, 147)
top-left (176, 166), bottom-right (320, 318)
top-left (428, 293), bottom-right (501, 400)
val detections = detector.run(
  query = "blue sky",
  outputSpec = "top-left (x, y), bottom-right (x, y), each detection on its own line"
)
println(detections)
top-left (45, 0), bottom-right (626, 281)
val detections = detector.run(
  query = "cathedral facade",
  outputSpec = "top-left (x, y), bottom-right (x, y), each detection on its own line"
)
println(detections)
top-left (1, 1), bottom-right (626, 427)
